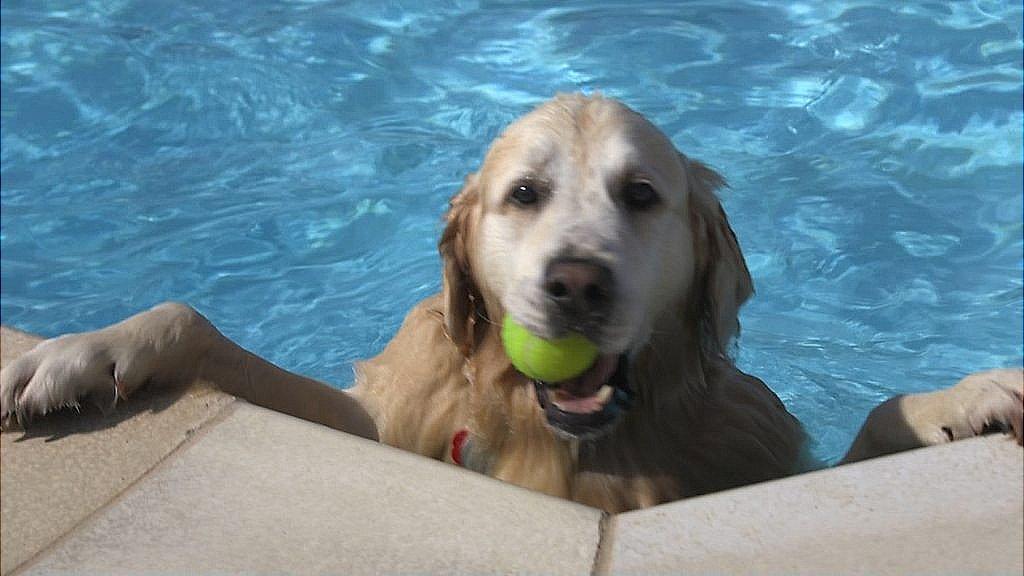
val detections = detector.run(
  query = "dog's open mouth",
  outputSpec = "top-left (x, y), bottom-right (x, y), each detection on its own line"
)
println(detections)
top-left (532, 354), bottom-right (633, 440)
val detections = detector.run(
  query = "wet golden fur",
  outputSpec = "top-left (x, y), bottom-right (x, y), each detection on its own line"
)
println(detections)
top-left (351, 94), bottom-right (805, 512)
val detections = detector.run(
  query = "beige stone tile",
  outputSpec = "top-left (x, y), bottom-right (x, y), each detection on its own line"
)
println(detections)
top-left (21, 402), bottom-right (603, 576)
top-left (603, 435), bottom-right (1023, 575)
top-left (7, 322), bottom-right (1017, 575)
top-left (0, 327), bottom-right (236, 575)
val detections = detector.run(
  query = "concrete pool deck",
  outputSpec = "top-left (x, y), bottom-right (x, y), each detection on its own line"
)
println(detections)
top-left (1, 326), bottom-right (1021, 575)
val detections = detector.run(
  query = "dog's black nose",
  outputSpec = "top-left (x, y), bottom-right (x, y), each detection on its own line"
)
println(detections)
top-left (544, 257), bottom-right (614, 328)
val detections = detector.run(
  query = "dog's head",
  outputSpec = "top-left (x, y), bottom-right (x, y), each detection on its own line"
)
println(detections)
top-left (440, 94), bottom-right (752, 439)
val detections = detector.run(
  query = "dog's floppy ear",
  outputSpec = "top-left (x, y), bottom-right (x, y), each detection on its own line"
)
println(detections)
top-left (684, 156), bottom-right (754, 355)
top-left (438, 173), bottom-right (481, 354)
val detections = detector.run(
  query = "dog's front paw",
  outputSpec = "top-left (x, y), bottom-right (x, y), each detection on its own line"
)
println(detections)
top-left (929, 368), bottom-right (1023, 446)
top-left (844, 368), bottom-right (1023, 464)
top-left (0, 333), bottom-right (123, 429)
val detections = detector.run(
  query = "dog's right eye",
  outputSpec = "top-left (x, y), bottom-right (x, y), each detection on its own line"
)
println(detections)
top-left (621, 181), bottom-right (661, 212)
top-left (509, 181), bottom-right (541, 206)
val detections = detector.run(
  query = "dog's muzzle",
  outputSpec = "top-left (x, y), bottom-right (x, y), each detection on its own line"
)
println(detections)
top-left (532, 355), bottom-right (634, 440)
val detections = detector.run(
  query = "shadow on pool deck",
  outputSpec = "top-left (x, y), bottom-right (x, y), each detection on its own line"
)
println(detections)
top-left (1, 325), bottom-right (1021, 575)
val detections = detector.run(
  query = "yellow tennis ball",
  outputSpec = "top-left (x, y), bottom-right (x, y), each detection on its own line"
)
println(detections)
top-left (500, 314), bottom-right (599, 382)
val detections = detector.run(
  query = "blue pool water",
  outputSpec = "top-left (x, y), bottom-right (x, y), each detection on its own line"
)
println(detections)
top-left (1, 1), bottom-right (1021, 463)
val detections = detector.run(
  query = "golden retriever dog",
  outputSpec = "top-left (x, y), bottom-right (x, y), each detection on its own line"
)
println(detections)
top-left (2, 94), bottom-right (1021, 512)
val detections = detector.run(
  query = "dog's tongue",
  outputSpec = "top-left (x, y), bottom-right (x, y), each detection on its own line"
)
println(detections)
top-left (550, 354), bottom-right (618, 413)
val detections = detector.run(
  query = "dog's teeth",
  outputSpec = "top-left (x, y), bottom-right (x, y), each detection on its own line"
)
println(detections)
top-left (596, 385), bottom-right (613, 404)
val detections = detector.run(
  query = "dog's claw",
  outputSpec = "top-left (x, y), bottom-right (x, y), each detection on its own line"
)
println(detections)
top-left (951, 369), bottom-right (1024, 446)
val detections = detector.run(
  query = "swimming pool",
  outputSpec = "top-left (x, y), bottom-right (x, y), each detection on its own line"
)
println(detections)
top-left (1, 1), bottom-right (1021, 463)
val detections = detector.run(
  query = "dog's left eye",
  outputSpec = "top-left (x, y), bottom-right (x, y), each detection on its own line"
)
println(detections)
top-left (621, 181), bottom-right (661, 211)
top-left (509, 180), bottom-right (544, 207)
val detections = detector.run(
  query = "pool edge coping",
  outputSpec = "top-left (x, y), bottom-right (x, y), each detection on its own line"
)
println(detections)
top-left (2, 325), bottom-right (1021, 575)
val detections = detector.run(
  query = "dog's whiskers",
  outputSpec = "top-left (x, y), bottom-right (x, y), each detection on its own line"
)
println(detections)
top-left (474, 308), bottom-right (497, 327)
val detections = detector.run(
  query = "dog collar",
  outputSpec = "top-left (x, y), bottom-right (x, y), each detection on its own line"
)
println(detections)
top-left (451, 428), bottom-right (492, 474)
top-left (451, 429), bottom-right (470, 466)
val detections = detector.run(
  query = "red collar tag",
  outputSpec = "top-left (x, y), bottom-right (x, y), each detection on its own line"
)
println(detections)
top-left (451, 429), bottom-right (470, 466)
